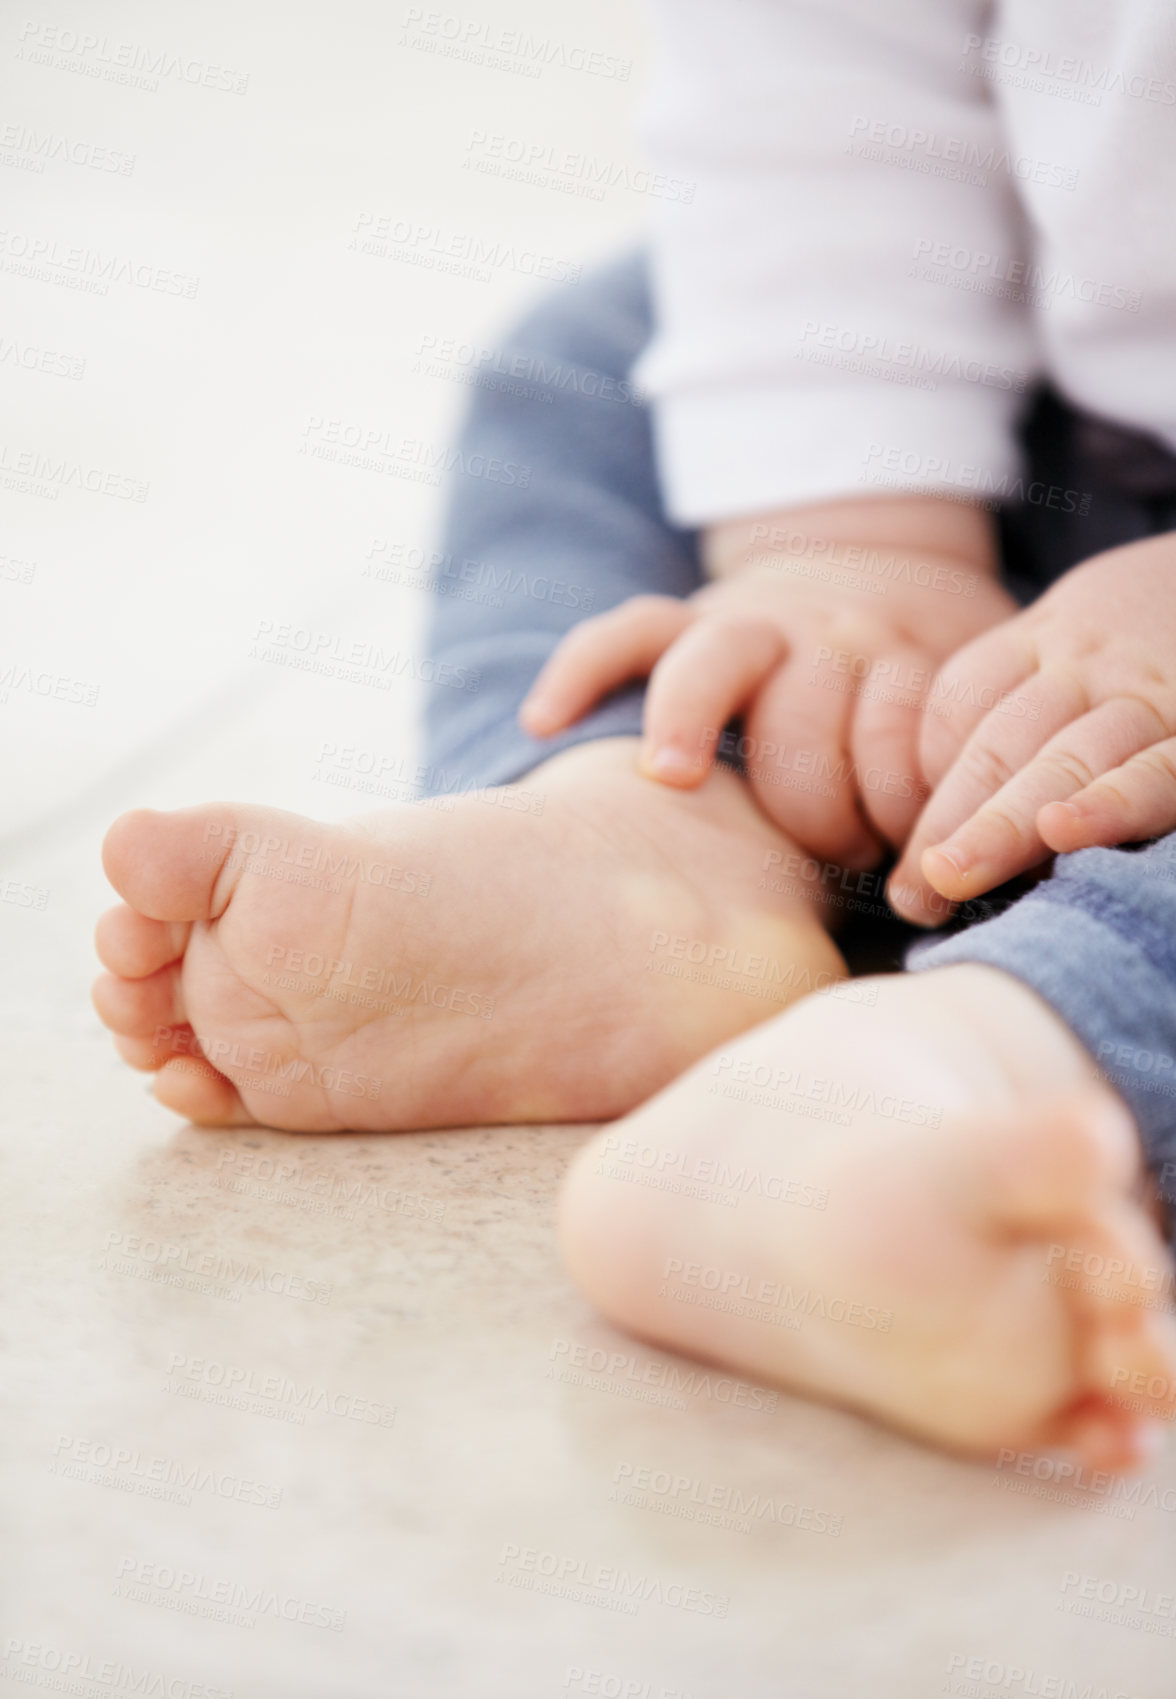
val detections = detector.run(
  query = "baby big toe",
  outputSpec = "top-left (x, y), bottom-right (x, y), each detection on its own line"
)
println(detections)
top-left (153, 1056), bottom-right (256, 1127)
top-left (101, 804), bottom-right (247, 922)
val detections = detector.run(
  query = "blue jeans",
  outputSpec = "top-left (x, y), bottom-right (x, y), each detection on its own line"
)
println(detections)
top-left (421, 252), bottom-right (1176, 1229)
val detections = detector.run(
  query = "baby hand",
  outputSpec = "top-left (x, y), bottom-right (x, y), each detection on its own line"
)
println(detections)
top-left (890, 532), bottom-right (1176, 923)
top-left (521, 497), bottom-right (1014, 866)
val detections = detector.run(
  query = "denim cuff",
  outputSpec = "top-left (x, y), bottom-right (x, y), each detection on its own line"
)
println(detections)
top-left (908, 854), bottom-right (1176, 1232)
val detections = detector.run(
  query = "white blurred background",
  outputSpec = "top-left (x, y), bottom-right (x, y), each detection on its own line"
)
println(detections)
top-left (1, 0), bottom-right (647, 1021)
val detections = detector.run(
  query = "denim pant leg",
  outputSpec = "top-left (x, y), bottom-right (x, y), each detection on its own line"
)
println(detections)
top-left (419, 251), bottom-right (700, 791)
top-left (910, 841), bottom-right (1176, 1224)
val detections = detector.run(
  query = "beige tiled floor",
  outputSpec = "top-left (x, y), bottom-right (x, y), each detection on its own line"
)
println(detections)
top-left (4, 1), bottom-right (1176, 1691)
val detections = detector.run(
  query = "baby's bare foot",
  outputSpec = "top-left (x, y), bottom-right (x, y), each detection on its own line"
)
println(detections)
top-left (92, 738), bottom-right (844, 1131)
top-left (559, 965), bottom-right (1176, 1469)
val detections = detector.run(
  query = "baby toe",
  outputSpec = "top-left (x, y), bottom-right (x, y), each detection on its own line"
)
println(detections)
top-left (95, 904), bottom-right (191, 978)
top-left (1061, 1202), bottom-right (1176, 1433)
top-left (91, 963), bottom-right (186, 1038)
top-left (114, 1025), bottom-right (197, 1072)
top-left (1046, 1392), bottom-right (1161, 1474)
top-left (153, 1057), bottom-right (256, 1126)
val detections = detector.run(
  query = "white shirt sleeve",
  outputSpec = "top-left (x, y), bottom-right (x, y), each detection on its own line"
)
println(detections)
top-left (635, 0), bottom-right (1043, 525)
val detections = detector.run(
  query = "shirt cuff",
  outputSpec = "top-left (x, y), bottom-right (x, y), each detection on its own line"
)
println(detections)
top-left (651, 383), bottom-right (1025, 526)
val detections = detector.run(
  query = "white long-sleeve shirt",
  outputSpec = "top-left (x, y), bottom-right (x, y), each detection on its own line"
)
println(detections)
top-left (635, 0), bottom-right (1176, 524)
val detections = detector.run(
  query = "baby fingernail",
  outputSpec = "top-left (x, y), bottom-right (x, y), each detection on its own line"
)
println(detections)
top-left (927, 843), bottom-right (971, 878)
top-left (1040, 801), bottom-right (1079, 830)
top-left (644, 745), bottom-right (700, 781)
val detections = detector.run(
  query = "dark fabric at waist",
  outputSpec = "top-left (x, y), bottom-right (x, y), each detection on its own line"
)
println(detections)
top-left (998, 387), bottom-right (1176, 601)
top-left (1071, 407), bottom-right (1176, 499)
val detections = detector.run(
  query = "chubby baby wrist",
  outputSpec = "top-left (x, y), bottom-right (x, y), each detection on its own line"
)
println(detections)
top-left (702, 494), bottom-right (999, 585)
